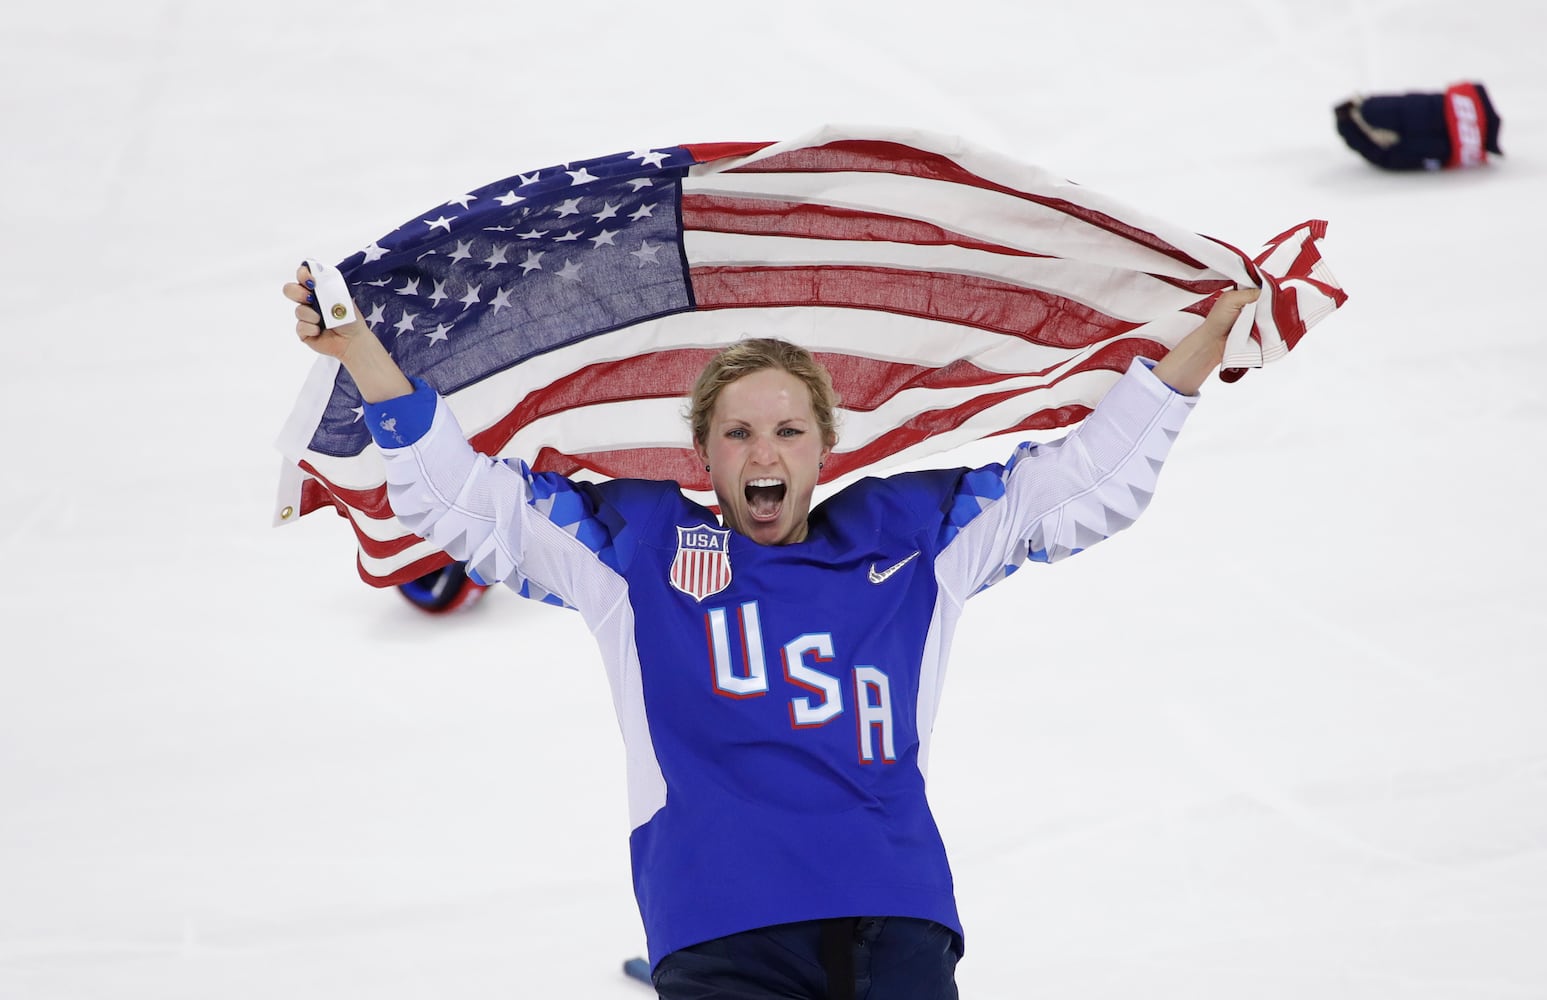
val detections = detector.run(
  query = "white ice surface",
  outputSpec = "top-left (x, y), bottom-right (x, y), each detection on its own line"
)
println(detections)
top-left (3, 1), bottom-right (1545, 997)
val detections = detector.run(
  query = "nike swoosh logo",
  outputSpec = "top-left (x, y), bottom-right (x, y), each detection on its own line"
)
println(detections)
top-left (868, 551), bottom-right (921, 584)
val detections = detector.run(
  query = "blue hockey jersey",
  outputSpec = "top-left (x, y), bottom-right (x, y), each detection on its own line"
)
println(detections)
top-left (363, 357), bottom-right (1196, 968)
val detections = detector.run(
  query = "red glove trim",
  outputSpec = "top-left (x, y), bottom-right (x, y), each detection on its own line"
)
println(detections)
top-left (1444, 83), bottom-right (1489, 168)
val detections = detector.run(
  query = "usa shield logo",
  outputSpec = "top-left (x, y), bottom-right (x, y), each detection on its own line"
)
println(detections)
top-left (669, 524), bottom-right (733, 601)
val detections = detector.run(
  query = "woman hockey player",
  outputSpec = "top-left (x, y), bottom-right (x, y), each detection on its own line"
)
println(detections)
top-left (283, 265), bottom-right (1256, 999)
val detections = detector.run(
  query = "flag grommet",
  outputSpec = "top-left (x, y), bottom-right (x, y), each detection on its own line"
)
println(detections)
top-left (303, 257), bottom-right (358, 328)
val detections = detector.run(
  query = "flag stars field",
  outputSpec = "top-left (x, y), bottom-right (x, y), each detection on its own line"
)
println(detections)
top-left (631, 240), bottom-right (662, 265)
top-left (630, 149), bottom-right (671, 167)
top-left (297, 142), bottom-right (705, 460)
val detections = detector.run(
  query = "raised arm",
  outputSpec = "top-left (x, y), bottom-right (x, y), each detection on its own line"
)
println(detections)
top-left (932, 288), bottom-right (1262, 599)
top-left (280, 264), bottom-right (623, 610)
top-left (282, 264), bottom-right (413, 403)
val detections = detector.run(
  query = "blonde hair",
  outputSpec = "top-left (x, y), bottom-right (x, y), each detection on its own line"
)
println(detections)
top-left (689, 339), bottom-right (839, 448)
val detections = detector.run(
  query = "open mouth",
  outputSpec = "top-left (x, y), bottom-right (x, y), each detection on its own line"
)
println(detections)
top-left (744, 478), bottom-right (787, 521)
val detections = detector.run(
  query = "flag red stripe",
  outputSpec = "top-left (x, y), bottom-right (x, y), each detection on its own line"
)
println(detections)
top-left (816, 352), bottom-right (1051, 402)
top-left (1256, 221), bottom-right (1345, 300)
top-left (690, 264), bottom-right (1142, 348)
top-left (299, 477), bottom-right (345, 519)
top-left (684, 140), bottom-right (775, 164)
top-left (465, 350), bottom-right (714, 455)
top-left (360, 550), bottom-right (453, 588)
top-left (304, 349), bottom-right (1035, 527)
top-left (727, 139), bottom-right (1213, 271)
top-left (682, 193), bottom-right (1234, 298)
top-left (301, 462), bottom-right (427, 559)
top-left (531, 445), bottom-right (705, 487)
top-left (300, 481), bottom-right (424, 561)
top-left (319, 330), bottom-right (1162, 532)
top-left (524, 338), bottom-right (1162, 487)
top-left (681, 193), bottom-right (1048, 258)
top-left (300, 460), bottom-right (397, 520)
top-left (465, 348), bottom-right (1026, 456)
top-left (824, 338), bottom-right (1158, 477)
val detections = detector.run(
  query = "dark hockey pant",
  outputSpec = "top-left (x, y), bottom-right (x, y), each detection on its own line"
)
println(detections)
top-left (651, 916), bottom-right (961, 1000)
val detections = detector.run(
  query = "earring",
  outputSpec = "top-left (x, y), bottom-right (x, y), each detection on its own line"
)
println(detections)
top-left (704, 465), bottom-right (710, 471)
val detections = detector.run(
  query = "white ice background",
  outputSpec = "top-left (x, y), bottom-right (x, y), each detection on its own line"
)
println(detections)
top-left (3, 1), bottom-right (1545, 997)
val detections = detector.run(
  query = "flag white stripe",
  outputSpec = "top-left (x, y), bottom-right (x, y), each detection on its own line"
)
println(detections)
top-left (286, 304), bottom-right (1209, 494)
top-left (682, 170), bottom-right (1249, 281)
top-left (358, 535), bottom-right (448, 577)
top-left (682, 231), bottom-right (1221, 321)
top-left (691, 122), bottom-right (1253, 271)
top-left (300, 354), bottom-right (1135, 535)
top-left (490, 365), bottom-right (1131, 462)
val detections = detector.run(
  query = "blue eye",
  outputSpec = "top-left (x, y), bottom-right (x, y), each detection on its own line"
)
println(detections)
top-left (778, 427), bottom-right (802, 438)
top-left (726, 428), bottom-right (748, 440)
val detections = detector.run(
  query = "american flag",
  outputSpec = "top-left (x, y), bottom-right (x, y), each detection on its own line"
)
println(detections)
top-left (274, 124), bottom-right (1347, 588)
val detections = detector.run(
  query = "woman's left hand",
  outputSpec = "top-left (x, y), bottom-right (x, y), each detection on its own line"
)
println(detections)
top-left (1151, 288), bottom-right (1260, 395)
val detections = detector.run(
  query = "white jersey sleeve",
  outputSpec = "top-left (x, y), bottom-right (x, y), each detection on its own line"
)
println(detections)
top-left (934, 357), bottom-right (1197, 605)
top-left (375, 397), bottom-right (520, 578)
top-left (371, 390), bottom-right (626, 613)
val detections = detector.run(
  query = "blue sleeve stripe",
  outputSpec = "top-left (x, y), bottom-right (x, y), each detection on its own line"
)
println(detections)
top-left (525, 467), bottom-right (625, 575)
top-left (363, 377), bottom-right (439, 449)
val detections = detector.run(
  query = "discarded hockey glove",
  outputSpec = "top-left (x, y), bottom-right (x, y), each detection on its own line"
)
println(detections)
top-left (1334, 82), bottom-right (1502, 170)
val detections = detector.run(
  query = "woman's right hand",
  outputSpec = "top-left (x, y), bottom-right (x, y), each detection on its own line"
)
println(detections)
top-left (282, 263), bottom-right (372, 361)
top-left (281, 263), bottom-right (414, 403)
